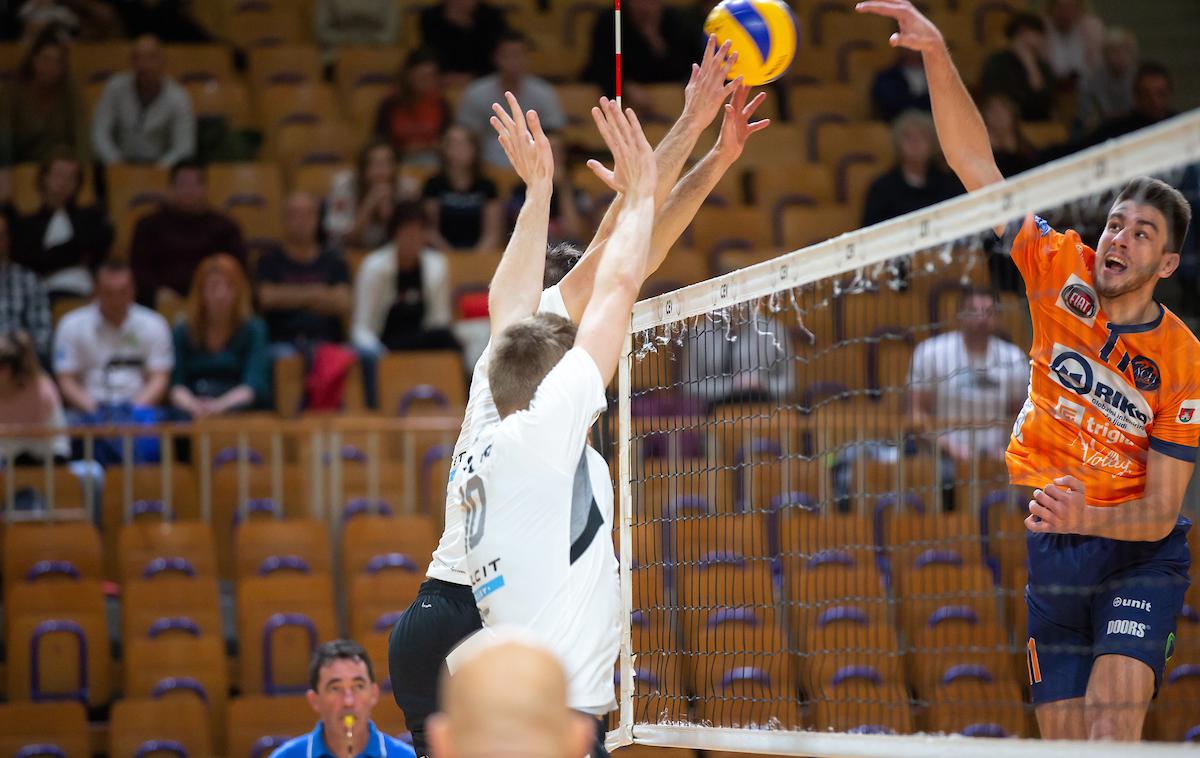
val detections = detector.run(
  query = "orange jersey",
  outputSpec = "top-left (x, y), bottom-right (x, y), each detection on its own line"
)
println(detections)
top-left (1004, 214), bottom-right (1200, 506)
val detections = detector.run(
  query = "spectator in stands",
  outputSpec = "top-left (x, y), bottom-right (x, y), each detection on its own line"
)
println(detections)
top-left (908, 288), bottom-right (1028, 476)
top-left (129, 160), bottom-right (245, 308)
top-left (102, 0), bottom-right (210, 42)
top-left (1077, 27), bottom-right (1138, 137)
top-left (53, 260), bottom-right (172, 417)
top-left (170, 253), bottom-right (269, 418)
top-left (582, 0), bottom-right (703, 99)
top-left (1042, 0), bottom-right (1104, 90)
top-left (870, 48), bottom-right (930, 122)
top-left (8, 0), bottom-right (120, 43)
top-left (0, 214), bottom-right (53, 362)
top-left (91, 34), bottom-right (196, 167)
top-left (507, 133), bottom-right (589, 247)
top-left (979, 13), bottom-right (1055, 122)
top-left (255, 191), bottom-right (352, 353)
top-left (316, 0), bottom-right (397, 55)
top-left (680, 312), bottom-right (795, 411)
top-left (351, 201), bottom-right (455, 354)
top-left (0, 31), bottom-right (89, 168)
top-left (325, 140), bottom-right (403, 250)
top-left (456, 31), bottom-right (567, 169)
top-left (271, 640), bottom-right (416, 758)
top-left (861, 110), bottom-right (962, 228)
top-left (1086, 61), bottom-right (1176, 144)
top-left (10, 149), bottom-right (112, 299)
top-left (0, 330), bottom-right (69, 465)
top-left (980, 94), bottom-right (1039, 177)
top-left (428, 637), bottom-right (592, 758)
top-left (373, 49), bottom-right (447, 165)
top-left (421, 126), bottom-right (503, 251)
top-left (419, 0), bottom-right (508, 84)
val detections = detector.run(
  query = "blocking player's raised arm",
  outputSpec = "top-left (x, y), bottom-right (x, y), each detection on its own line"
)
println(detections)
top-left (857, 1), bottom-right (1004, 224)
top-left (574, 100), bottom-right (658, 384)
top-left (486, 92), bottom-right (555, 339)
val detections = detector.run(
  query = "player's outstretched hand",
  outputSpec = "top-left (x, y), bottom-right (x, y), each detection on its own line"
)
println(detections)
top-left (715, 84), bottom-right (770, 162)
top-left (682, 34), bottom-right (740, 130)
top-left (1025, 475), bottom-right (1089, 535)
top-left (587, 97), bottom-right (656, 195)
top-left (490, 90), bottom-right (553, 189)
top-left (855, 0), bottom-right (945, 54)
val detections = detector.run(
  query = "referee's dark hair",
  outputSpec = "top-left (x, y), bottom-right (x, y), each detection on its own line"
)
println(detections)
top-left (308, 639), bottom-right (375, 690)
top-left (544, 242), bottom-right (582, 288)
top-left (490, 313), bottom-right (577, 418)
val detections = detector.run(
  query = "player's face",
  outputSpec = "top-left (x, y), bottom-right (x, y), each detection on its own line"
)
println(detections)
top-left (307, 659), bottom-right (379, 735)
top-left (1094, 200), bottom-right (1173, 299)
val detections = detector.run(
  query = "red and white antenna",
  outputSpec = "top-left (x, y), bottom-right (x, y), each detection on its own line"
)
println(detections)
top-left (614, 0), bottom-right (622, 109)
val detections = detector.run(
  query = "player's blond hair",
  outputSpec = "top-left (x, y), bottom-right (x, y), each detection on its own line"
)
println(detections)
top-left (489, 313), bottom-right (577, 419)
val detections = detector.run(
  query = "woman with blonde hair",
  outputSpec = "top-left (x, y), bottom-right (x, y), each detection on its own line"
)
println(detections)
top-left (169, 254), bottom-right (269, 418)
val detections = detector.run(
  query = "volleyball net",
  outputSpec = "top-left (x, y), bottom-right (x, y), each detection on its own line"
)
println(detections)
top-left (610, 110), bottom-right (1200, 756)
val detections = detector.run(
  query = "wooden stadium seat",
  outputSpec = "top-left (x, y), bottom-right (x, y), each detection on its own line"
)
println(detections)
top-left (228, 10), bottom-right (308, 49)
top-left (70, 42), bottom-right (131, 86)
top-left (110, 696), bottom-right (212, 758)
top-left (125, 635), bottom-right (229, 748)
top-left (0, 701), bottom-right (91, 758)
top-left (688, 205), bottom-right (773, 259)
top-left (187, 80), bottom-right (256, 129)
top-left (6, 579), bottom-right (110, 706)
top-left (810, 681), bottom-right (914, 734)
top-left (227, 695), bottom-right (315, 758)
top-left (105, 163), bottom-right (169, 221)
top-left (229, 203), bottom-right (285, 248)
top-left (896, 564), bottom-right (1000, 640)
top-left (235, 518), bottom-right (331, 580)
top-left (275, 122), bottom-right (361, 175)
top-left (1150, 663), bottom-right (1200, 741)
top-left (908, 620), bottom-right (1014, 696)
top-left (555, 82), bottom-right (604, 129)
top-left (837, 287), bottom-right (920, 341)
top-left (249, 45), bottom-right (321, 89)
top-left (291, 162), bottom-right (349, 198)
top-left (675, 556), bottom-right (776, 613)
top-left (885, 511), bottom-right (985, 590)
top-left (924, 677), bottom-right (1028, 737)
top-left (642, 249), bottom-right (710, 294)
top-left (349, 570), bottom-right (426, 640)
top-left (164, 43), bottom-right (235, 84)
top-left (377, 350), bottom-right (466, 414)
top-left (667, 511), bottom-right (769, 564)
top-left (776, 203), bottom-right (858, 249)
top-left (341, 513), bottom-right (438, 579)
top-left (800, 622), bottom-right (904, 693)
top-left (336, 47), bottom-right (403, 94)
top-left (237, 574), bottom-right (337, 694)
top-left (2, 521), bottom-right (103, 590)
top-left (117, 520), bottom-right (218, 582)
top-left (445, 250), bottom-right (502, 301)
top-left (347, 85), bottom-right (392, 137)
top-left (101, 463), bottom-right (199, 529)
top-left (812, 120), bottom-right (894, 168)
top-left (208, 162), bottom-right (284, 214)
top-left (691, 658), bottom-right (802, 729)
top-left (123, 576), bottom-right (223, 642)
top-left (623, 656), bottom-right (688, 724)
top-left (0, 465), bottom-right (97, 514)
top-left (749, 162), bottom-right (835, 212)
top-left (259, 83), bottom-right (340, 136)
top-left (734, 124), bottom-right (804, 169)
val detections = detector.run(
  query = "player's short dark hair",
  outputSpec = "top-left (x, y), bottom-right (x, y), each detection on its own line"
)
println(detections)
top-left (169, 159), bottom-right (205, 183)
top-left (489, 313), bottom-right (577, 418)
top-left (544, 242), bottom-right (582, 288)
top-left (957, 286), bottom-right (999, 312)
top-left (1114, 176), bottom-right (1192, 253)
top-left (1005, 12), bottom-right (1046, 40)
top-left (308, 639), bottom-right (375, 691)
top-left (387, 201), bottom-right (428, 238)
top-left (96, 259), bottom-right (132, 278)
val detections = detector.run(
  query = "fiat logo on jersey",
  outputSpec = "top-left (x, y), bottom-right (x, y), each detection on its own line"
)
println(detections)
top-left (1061, 283), bottom-right (1098, 319)
top-left (1050, 352), bottom-right (1092, 394)
top-left (1130, 356), bottom-right (1160, 391)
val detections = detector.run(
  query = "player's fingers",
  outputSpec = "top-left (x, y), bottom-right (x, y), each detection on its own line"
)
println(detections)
top-left (1033, 489), bottom-right (1064, 513)
top-left (1054, 475), bottom-right (1084, 491)
top-left (855, 0), bottom-right (907, 18)
top-left (625, 107), bottom-right (650, 149)
top-left (586, 159), bottom-right (618, 189)
top-left (890, 32), bottom-right (924, 49)
top-left (526, 110), bottom-right (545, 143)
top-left (591, 104), bottom-right (617, 146)
top-left (1042, 483), bottom-right (1071, 503)
top-left (747, 118), bottom-right (771, 134)
top-left (743, 90), bottom-right (768, 117)
top-left (488, 115), bottom-right (505, 138)
top-left (1025, 514), bottom-right (1051, 533)
top-left (505, 91), bottom-right (527, 133)
top-left (704, 33), bottom-right (717, 62)
top-left (1028, 499), bottom-right (1057, 524)
top-left (491, 101), bottom-right (515, 131)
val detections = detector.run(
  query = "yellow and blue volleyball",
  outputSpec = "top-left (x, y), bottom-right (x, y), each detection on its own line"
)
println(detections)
top-left (704, 0), bottom-right (798, 87)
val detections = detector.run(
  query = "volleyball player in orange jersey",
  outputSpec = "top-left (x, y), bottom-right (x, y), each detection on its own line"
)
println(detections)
top-left (858, 0), bottom-right (1197, 742)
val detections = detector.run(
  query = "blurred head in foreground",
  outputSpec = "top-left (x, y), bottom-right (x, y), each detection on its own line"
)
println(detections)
top-left (427, 636), bottom-right (593, 758)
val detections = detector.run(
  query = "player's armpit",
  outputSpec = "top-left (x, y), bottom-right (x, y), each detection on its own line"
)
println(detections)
top-left (1080, 450), bottom-right (1191, 542)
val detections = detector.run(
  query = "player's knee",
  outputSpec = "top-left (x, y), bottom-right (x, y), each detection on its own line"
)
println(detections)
top-left (1087, 709), bottom-right (1143, 742)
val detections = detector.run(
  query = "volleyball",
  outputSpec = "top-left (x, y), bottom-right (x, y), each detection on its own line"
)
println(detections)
top-left (704, 0), bottom-right (798, 87)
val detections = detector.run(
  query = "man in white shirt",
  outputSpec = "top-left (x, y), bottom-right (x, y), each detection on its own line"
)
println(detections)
top-left (909, 287), bottom-right (1030, 505)
top-left (388, 37), bottom-right (769, 758)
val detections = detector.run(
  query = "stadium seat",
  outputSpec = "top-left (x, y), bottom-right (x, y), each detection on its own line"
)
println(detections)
top-left (349, 570), bottom-right (426, 640)
top-left (106, 164), bottom-right (169, 250)
top-left (122, 575), bottom-right (223, 642)
top-left (776, 203), bottom-right (858, 249)
top-left (908, 619), bottom-right (1013, 696)
top-left (692, 666), bottom-right (804, 729)
top-left (237, 574), bottom-right (337, 694)
top-left (885, 511), bottom-right (985, 592)
top-left (258, 83), bottom-right (340, 135)
top-left (275, 122), bottom-right (361, 175)
top-left (227, 9), bottom-right (308, 49)
top-left (164, 43), bottom-right (235, 84)
top-left (227, 694), bottom-right (314, 758)
top-left (125, 634), bottom-right (229, 748)
top-left (785, 563), bottom-right (889, 632)
top-left (187, 80), bottom-right (256, 130)
top-left (0, 701), bottom-right (91, 758)
top-left (110, 696), bottom-right (212, 758)
top-left (377, 350), bottom-right (467, 414)
top-left (117, 520), bottom-right (218, 582)
top-left (336, 46), bottom-right (403, 92)
top-left (688, 205), bottom-right (773, 259)
top-left (5, 579), bottom-right (110, 706)
top-left (208, 162), bottom-right (284, 214)
top-left (800, 621), bottom-right (904, 693)
top-left (291, 162), bottom-right (348, 198)
top-left (750, 162), bottom-right (835, 213)
top-left (70, 42), bottom-right (131, 86)
top-left (676, 557), bottom-right (776, 617)
top-left (1149, 663), bottom-right (1200, 741)
top-left (642, 249), bottom-right (711, 294)
top-left (895, 563), bottom-right (1000, 640)
top-left (341, 513), bottom-right (438, 579)
top-left (621, 656), bottom-right (688, 724)
top-left (810, 680), bottom-right (914, 734)
top-left (735, 124), bottom-right (804, 169)
top-left (0, 465), bottom-right (97, 514)
top-left (668, 511), bottom-right (769, 564)
top-left (348, 85), bottom-right (392, 137)
top-left (3, 519), bottom-right (101, 593)
top-left (924, 677), bottom-right (1028, 737)
top-left (234, 518), bottom-right (332, 580)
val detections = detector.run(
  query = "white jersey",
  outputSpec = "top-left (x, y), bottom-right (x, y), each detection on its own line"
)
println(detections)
top-left (426, 286), bottom-right (569, 584)
top-left (457, 347), bottom-right (619, 714)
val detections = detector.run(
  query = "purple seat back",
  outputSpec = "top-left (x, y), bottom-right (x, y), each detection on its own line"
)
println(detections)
top-left (152, 676), bottom-right (208, 703)
top-left (365, 553), bottom-right (419, 575)
top-left (257, 555), bottom-right (311, 576)
top-left (134, 740), bottom-right (188, 758)
top-left (148, 617), bottom-right (201, 639)
top-left (15, 745), bottom-right (68, 758)
top-left (142, 557), bottom-right (196, 580)
top-left (25, 560), bottom-right (80, 582)
top-left (30, 620), bottom-right (87, 702)
top-left (262, 613), bottom-right (318, 694)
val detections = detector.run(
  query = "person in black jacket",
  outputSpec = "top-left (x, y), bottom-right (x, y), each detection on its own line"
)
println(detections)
top-left (581, 0), bottom-right (704, 99)
top-left (418, 0), bottom-right (508, 84)
top-left (861, 109), bottom-right (962, 228)
top-left (979, 13), bottom-right (1055, 122)
top-left (11, 149), bottom-right (112, 301)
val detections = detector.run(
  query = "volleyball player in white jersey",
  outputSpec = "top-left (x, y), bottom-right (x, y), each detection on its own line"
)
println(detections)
top-left (457, 96), bottom-right (658, 758)
top-left (388, 37), bottom-right (769, 757)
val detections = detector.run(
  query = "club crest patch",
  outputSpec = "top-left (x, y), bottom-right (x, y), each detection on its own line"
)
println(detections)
top-left (1129, 355), bottom-right (1160, 391)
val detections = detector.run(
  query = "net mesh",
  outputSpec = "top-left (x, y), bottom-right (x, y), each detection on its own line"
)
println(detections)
top-left (614, 114), bottom-right (1200, 753)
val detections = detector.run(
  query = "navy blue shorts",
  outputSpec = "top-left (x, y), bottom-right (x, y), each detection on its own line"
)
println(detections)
top-left (1025, 517), bottom-right (1192, 704)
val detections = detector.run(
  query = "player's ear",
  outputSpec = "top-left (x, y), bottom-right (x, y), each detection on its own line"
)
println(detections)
top-left (568, 712), bottom-right (594, 758)
top-left (1158, 250), bottom-right (1180, 278)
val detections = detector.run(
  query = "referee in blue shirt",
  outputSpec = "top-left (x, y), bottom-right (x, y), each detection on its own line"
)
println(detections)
top-left (271, 640), bottom-right (416, 758)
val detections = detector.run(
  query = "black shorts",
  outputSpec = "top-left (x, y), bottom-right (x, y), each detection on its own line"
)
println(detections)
top-left (388, 578), bottom-right (482, 757)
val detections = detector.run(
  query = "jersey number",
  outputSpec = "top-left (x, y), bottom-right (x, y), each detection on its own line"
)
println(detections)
top-left (464, 475), bottom-right (487, 552)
